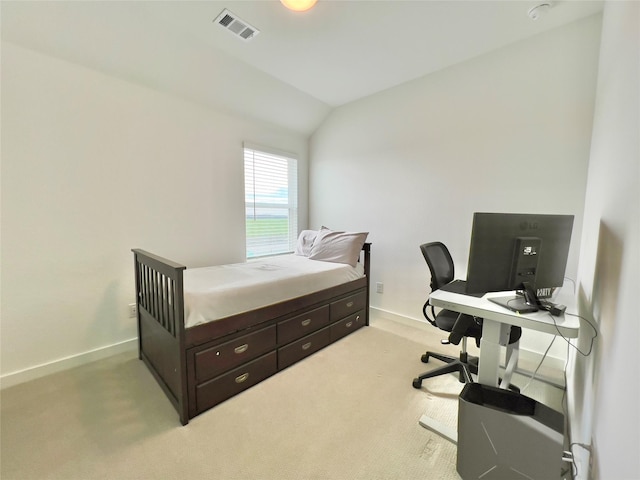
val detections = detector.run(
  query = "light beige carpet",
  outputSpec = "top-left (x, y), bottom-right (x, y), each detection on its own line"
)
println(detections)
top-left (1, 314), bottom-right (564, 480)
top-left (1, 317), bottom-right (466, 480)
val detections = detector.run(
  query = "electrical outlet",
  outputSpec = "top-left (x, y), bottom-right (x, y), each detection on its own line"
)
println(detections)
top-left (376, 282), bottom-right (384, 293)
top-left (128, 303), bottom-right (137, 318)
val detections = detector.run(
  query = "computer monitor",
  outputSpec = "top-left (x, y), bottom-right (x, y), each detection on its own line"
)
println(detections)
top-left (465, 213), bottom-right (574, 305)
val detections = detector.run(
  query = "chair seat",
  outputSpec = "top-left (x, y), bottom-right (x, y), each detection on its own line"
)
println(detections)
top-left (435, 310), bottom-right (482, 339)
top-left (435, 309), bottom-right (522, 345)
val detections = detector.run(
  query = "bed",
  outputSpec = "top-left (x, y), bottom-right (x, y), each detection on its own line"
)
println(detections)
top-left (132, 230), bottom-right (370, 425)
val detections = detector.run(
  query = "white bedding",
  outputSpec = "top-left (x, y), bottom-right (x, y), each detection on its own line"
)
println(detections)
top-left (184, 254), bottom-right (365, 328)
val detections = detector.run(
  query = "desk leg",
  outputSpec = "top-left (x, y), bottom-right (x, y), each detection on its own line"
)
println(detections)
top-left (478, 319), bottom-right (510, 386)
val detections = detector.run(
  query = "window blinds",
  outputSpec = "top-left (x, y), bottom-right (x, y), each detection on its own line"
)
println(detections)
top-left (244, 146), bottom-right (298, 258)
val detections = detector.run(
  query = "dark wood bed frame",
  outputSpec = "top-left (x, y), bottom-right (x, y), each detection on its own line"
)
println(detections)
top-left (132, 244), bottom-right (371, 425)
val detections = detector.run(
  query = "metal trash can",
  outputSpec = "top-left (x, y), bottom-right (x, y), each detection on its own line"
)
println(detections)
top-left (457, 383), bottom-right (565, 480)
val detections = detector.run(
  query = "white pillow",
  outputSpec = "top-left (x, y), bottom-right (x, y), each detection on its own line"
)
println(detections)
top-left (294, 230), bottom-right (318, 256)
top-left (308, 227), bottom-right (369, 267)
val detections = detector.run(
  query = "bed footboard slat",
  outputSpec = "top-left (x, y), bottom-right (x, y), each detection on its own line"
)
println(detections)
top-left (151, 271), bottom-right (158, 329)
top-left (173, 275), bottom-right (184, 341)
top-left (163, 277), bottom-right (170, 335)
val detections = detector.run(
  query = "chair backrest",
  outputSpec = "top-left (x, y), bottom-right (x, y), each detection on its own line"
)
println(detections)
top-left (420, 242), bottom-right (455, 291)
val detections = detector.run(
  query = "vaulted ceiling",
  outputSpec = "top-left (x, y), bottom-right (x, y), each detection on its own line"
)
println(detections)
top-left (1, 0), bottom-right (603, 134)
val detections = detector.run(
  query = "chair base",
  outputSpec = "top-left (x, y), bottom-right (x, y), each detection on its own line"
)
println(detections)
top-left (412, 350), bottom-right (520, 393)
top-left (412, 350), bottom-right (477, 387)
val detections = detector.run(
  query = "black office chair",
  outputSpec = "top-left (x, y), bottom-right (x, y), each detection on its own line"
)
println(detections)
top-left (412, 241), bottom-right (522, 389)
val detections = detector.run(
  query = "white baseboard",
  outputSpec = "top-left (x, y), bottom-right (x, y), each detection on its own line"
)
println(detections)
top-left (371, 306), bottom-right (429, 330)
top-left (0, 338), bottom-right (137, 389)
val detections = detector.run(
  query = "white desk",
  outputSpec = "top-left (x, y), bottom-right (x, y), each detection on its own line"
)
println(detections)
top-left (429, 285), bottom-right (580, 387)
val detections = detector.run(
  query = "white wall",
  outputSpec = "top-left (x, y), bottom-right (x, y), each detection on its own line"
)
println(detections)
top-left (309, 15), bottom-right (602, 360)
top-left (0, 42), bottom-right (309, 384)
top-left (569, 2), bottom-right (639, 478)
top-left (0, 1), bottom-right (331, 136)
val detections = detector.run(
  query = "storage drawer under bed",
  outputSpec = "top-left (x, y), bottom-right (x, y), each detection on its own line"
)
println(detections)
top-left (195, 351), bottom-right (278, 413)
top-left (277, 305), bottom-right (330, 345)
top-left (193, 325), bottom-right (276, 383)
top-left (330, 290), bottom-right (367, 321)
top-left (278, 326), bottom-right (331, 370)
top-left (330, 310), bottom-right (365, 342)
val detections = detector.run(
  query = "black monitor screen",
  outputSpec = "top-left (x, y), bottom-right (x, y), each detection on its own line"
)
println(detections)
top-left (466, 212), bottom-right (574, 296)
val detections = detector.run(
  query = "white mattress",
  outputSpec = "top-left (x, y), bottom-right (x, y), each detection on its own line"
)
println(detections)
top-left (184, 254), bottom-right (365, 328)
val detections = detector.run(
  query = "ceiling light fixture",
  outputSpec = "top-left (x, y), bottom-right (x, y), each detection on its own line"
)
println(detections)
top-left (280, 0), bottom-right (318, 12)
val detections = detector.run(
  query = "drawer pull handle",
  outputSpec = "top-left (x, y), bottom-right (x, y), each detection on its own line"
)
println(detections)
top-left (234, 344), bottom-right (248, 354)
top-left (356, 315), bottom-right (361, 321)
top-left (346, 321), bottom-right (353, 328)
top-left (301, 319), bottom-right (312, 327)
top-left (346, 301), bottom-right (354, 308)
top-left (302, 342), bottom-right (312, 351)
top-left (235, 373), bottom-right (249, 384)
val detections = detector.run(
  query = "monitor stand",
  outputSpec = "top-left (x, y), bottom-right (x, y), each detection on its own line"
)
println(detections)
top-left (489, 295), bottom-right (539, 314)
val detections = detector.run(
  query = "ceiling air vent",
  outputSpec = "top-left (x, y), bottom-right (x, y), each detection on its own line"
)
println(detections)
top-left (214, 9), bottom-right (259, 42)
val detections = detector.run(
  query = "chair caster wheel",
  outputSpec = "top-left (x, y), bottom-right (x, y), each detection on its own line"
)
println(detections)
top-left (412, 378), bottom-right (422, 389)
top-left (421, 354), bottom-right (430, 363)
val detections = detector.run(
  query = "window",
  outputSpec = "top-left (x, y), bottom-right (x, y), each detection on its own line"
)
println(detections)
top-left (244, 144), bottom-right (298, 258)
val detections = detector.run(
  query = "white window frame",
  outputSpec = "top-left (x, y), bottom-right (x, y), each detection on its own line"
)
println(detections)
top-left (243, 143), bottom-right (298, 259)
